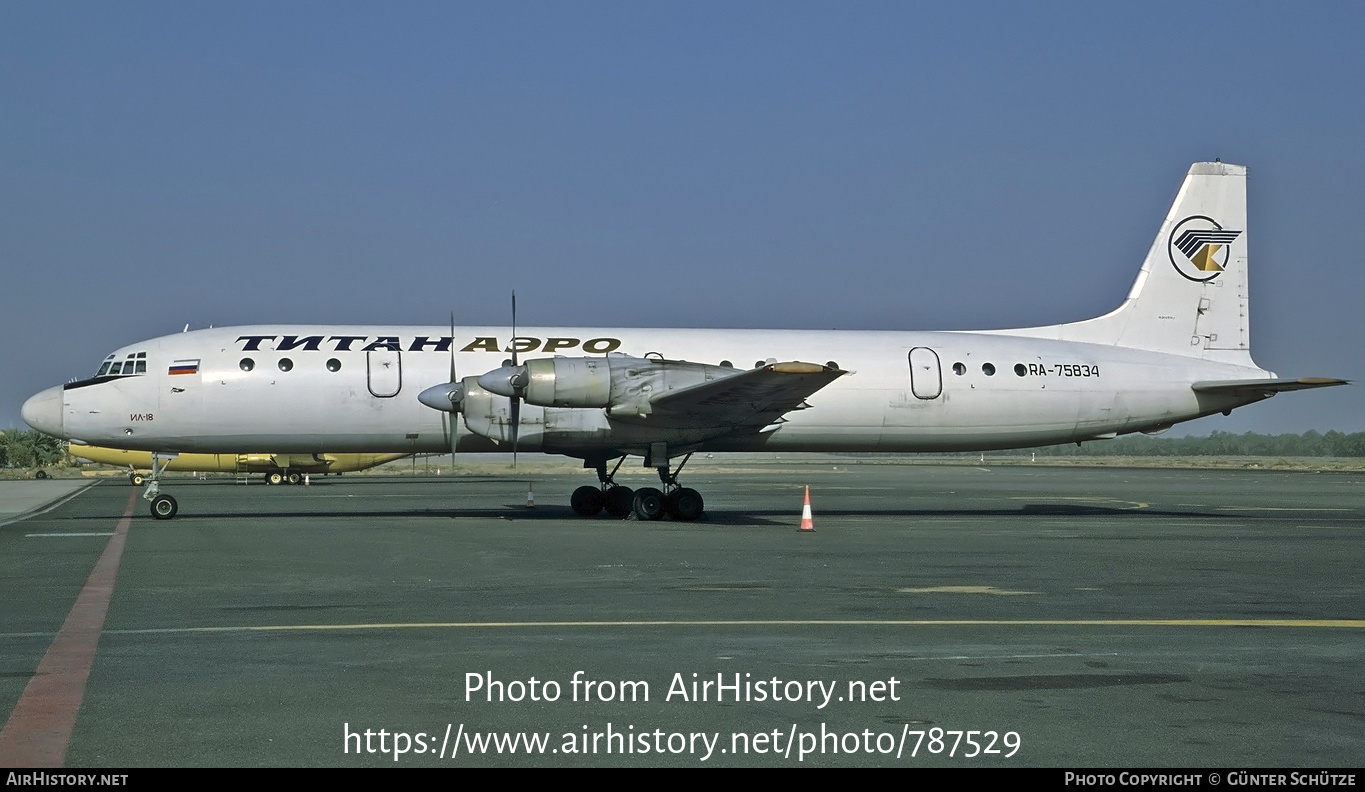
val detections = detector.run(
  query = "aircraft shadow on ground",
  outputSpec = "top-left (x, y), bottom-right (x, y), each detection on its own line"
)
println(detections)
top-left (52, 503), bottom-right (1269, 526)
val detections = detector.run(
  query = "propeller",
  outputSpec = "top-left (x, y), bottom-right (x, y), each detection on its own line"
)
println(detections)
top-left (415, 311), bottom-right (465, 476)
top-left (509, 292), bottom-right (521, 468)
top-left (461, 292), bottom-right (529, 467)
top-left (448, 311), bottom-right (458, 471)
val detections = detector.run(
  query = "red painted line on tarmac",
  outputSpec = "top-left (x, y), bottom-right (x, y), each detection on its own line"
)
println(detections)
top-left (0, 488), bottom-right (137, 768)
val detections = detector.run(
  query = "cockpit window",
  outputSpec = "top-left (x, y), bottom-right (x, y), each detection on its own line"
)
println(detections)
top-left (96, 351), bottom-right (149, 378)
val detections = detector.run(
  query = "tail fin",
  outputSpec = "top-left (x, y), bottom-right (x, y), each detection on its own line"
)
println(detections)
top-left (1014, 161), bottom-right (1254, 365)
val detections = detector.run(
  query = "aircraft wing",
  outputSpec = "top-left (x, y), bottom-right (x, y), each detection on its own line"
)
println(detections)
top-left (646, 361), bottom-right (846, 430)
top-left (1192, 377), bottom-right (1348, 398)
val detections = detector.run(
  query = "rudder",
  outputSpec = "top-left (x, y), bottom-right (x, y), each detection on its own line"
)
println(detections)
top-left (1017, 161), bottom-right (1254, 365)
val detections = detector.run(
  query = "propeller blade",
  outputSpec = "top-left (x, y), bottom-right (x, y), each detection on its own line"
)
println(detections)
top-left (455, 311), bottom-right (466, 472)
top-left (509, 291), bottom-right (519, 469)
top-left (510, 394), bottom-right (520, 469)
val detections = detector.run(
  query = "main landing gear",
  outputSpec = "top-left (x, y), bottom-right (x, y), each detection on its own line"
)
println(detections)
top-left (570, 455), bottom-right (705, 522)
top-left (264, 471), bottom-right (304, 485)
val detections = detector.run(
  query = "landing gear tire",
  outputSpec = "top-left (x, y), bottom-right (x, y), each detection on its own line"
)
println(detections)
top-left (130, 473), bottom-right (144, 486)
top-left (150, 493), bottom-right (178, 520)
top-left (603, 486), bottom-right (634, 517)
top-left (632, 487), bottom-right (667, 521)
top-left (571, 486), bottom-right (604, 517)
top-left (286, 472), bottom-right (302, 485)
top-left (666, 488), bottom-right (705, 522)
top-left (35, 470), bottom-right (49, 479)
top-left (266, 472), bottom-right (284, 485)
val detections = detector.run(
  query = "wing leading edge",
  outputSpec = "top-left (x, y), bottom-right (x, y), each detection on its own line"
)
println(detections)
top-left (647, 361), bottom-right (846, 431)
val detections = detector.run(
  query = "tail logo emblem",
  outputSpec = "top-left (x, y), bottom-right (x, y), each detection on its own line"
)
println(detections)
top-left (1169, 215), bottom-right (1241, 282)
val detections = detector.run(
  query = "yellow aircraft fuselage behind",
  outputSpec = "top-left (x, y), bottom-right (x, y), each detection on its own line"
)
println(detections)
top-left (74, 445), bottom-right (407, 480)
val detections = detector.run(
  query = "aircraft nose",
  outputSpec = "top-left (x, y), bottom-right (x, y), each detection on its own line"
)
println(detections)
top-left (21, 386), bottom-right (64, 438)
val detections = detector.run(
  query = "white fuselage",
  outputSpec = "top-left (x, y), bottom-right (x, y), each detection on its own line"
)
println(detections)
top-left (50, 324), bottom-right (1267, 457)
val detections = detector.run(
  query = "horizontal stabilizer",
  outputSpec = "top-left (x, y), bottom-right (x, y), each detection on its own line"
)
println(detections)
top-left (1192, 377), bottom-right (1348, 398)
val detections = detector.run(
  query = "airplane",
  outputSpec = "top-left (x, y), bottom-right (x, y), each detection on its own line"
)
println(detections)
top-left (68, 444), bottom-right (409, 485)
top-left (20, 161), bottom-right (1346, 521)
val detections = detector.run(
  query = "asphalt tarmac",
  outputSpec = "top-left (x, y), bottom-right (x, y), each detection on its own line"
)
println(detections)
top-left (1, 462), bottom-right (1362, 767)
top-left (0, 479), bottom-right (93, 525)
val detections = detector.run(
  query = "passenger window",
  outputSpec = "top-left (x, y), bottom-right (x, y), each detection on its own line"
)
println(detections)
top-left (240, 359), bottom-right (255, 372)
top-left (326, 358), bottom-right (341, 372)
top-left (982, 363), bottom-right (996, 376)
top-left (953, 362), bottom-right (966, 376)
top-left (278, 359), bottom-right (293, 372)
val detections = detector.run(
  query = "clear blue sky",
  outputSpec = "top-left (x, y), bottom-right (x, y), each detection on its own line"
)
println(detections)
top-left (3, 1), bottom-right (1361, 434)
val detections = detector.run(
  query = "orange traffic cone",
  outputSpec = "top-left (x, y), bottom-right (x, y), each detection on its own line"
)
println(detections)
top-left (798, 485), bottom-right (815, 532)
top-left (526, 482), bottom-right (535, 508)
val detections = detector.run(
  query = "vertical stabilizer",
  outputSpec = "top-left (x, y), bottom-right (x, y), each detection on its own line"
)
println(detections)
top-left (1012, 162), bottom-right (1254, 365)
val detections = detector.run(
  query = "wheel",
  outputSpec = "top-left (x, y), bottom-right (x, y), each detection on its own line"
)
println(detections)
top-left (602, 486), bottom-right (634, 517)
top-left (666, 488), bottom-right (705, 522)
top-left (266, 472), bottom-right (284, 485)
top-left (130, 473), bottom-right (145, 486)
top-left (570, 486), bottom-right (604, 516)
top-left (287, 472), bottom-right (302, 485)
top-left (35, 470), bottom-right (49, 479)
top-left (150, 493), bottom-right (178, 520)
top-left (632, 487), bottom-right (666, 521)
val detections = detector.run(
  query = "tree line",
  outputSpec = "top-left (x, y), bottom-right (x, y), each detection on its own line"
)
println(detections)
top-left (0, 429), bottom-right (67, 468)
top-left (1006, 430), bottom-right (1365, 458)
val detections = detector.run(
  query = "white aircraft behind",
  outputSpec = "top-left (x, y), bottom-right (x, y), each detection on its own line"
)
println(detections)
top-left (21, 162), bottom-right (1344, 520)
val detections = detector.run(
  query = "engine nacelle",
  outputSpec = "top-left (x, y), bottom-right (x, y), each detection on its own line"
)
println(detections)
top-left (460, 376), bottom-right (544, 450)
top-left (459, 374), bottom-right (613, 451)
top-left (523, 357), bottom-right (613, 408)
top-left (479, 355), bottom-right (738, 413)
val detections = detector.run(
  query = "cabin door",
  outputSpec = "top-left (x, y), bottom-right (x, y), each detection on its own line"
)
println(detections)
top-left (367, 350), bottom-right (402, 398)
top-left (908, 347), bottom-right (942, 400)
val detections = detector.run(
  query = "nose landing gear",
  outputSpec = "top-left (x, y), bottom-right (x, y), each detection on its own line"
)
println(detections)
top-left (140, 454), bottom-right (179, 520)
top-left (150, 492), bottom-right (178, 519)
